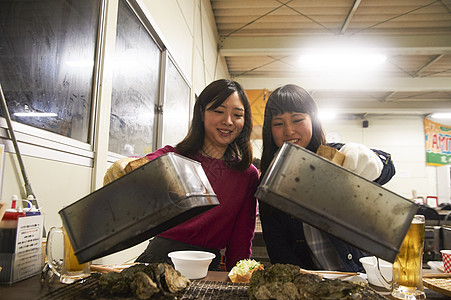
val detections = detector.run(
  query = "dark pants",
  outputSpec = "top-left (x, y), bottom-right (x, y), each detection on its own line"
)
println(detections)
top-left (135, 236), bottom-right (222, 271)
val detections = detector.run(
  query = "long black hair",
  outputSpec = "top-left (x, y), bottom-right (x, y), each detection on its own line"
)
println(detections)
top-left (176, 79), bottom-right (253, 172)
top-left (260, 84), bottom-right (326, 177)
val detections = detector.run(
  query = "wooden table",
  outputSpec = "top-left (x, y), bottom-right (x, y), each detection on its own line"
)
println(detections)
top-left (0, 271), bottom-right (449, 300)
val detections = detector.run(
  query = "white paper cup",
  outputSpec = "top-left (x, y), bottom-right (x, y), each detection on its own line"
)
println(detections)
top-left (168, 250), bottom-right (215, 279)
top-left (359, 256), bottom-right (392, 287)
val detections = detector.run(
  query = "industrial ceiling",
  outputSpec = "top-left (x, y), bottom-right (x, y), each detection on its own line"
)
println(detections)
top-left (211, 0), bottom-right (451, 117)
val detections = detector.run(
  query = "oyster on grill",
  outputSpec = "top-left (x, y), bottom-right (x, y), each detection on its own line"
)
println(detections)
top-left (130, 271), bottom-right (159, 299)
top-left (163, 262), bottom-right (191, 293)
top-left (248, 264), bottom-right (364, 300)
top-left (98, 271), bottom-right (130, 295)
top-left (99, 263), bottom-right (190, 299)
top-left (298, 278), bottom-right (363, 299)
top-left (252, 281), bottom-right (300, 300)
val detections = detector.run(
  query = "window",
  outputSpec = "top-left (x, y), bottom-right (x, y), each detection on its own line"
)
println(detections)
top-left (0, 0), bottom-right (192, 163)
top-left (0, 0), bottom-right (101, 143)
top-left (162, 56), bottom-right (191, 146)
top-left (108, 0), bottom-right (161, 156)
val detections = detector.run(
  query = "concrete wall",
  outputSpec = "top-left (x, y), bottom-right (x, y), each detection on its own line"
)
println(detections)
top-left (322, 115), bottom-right (436, 200)
top-left (252, 115), bottom-right (440, 201)
top-left (142, 0), bottom-right (229, 96)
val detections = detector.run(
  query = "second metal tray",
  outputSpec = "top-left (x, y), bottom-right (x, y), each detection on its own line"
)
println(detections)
top-left (256, 143), bottom-right (418, 263)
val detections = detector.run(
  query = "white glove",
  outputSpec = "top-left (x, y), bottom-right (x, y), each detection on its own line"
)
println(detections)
top-left (103, 157), bottom-right (138, 186)
top-left (339, 142), bottom-right (383, 181)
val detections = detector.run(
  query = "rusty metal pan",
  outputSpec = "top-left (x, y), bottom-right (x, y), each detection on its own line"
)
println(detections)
top-left (256, 142), bottom-right (418, 263)
top-left (60, 153), bottom-right (219, 263)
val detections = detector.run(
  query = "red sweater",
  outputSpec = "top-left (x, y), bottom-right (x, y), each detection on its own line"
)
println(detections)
top-left (145, 145), bottom-right (259, 271)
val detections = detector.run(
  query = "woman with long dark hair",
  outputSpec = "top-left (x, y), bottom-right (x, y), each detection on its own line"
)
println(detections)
top-left (105, 79), bottom-right (259, 271)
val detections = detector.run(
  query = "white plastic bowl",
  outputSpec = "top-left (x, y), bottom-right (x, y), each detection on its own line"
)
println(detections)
top-left (168, 250), bottom-right (216, 279)
top-left (359, 256), bottom-right (392, 287)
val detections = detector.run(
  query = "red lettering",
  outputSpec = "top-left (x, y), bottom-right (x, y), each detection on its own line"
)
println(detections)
top-left (439, 135), bottom-right (447, 151)
top-left (432, 134), bottom-right (438, 150)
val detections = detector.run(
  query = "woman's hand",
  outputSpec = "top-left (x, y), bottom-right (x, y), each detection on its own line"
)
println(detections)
top-left (339, 142), bottom-right (383, 181)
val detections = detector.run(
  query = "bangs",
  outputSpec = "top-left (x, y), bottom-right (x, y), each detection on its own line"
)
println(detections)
top-left (205, 94), bottom-right (226, 110)
top-left (205, 84), bottom-right (239, 110)
top-left (266, 90), bottom-right (315, 118)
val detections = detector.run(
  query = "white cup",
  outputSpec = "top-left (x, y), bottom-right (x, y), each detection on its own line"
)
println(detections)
top-left (359, 256), bottom-right (393, 288)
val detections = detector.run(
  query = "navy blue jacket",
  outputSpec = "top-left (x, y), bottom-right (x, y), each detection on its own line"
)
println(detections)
top-left (259, 144), bottom-right (395, 272)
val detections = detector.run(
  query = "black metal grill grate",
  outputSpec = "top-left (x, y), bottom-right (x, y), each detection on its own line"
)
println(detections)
top-left (180, 281), bottom-right (248, 299)
top-left (37, 274), bottom-right (387, 300)
top-left (37, 275), bottom-right (100, 300)
top-left (359, 286), bottom-right (389, 300)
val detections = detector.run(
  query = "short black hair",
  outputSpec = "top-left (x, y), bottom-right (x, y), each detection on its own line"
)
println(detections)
top-left (260, 84), bottom-right (325, 176)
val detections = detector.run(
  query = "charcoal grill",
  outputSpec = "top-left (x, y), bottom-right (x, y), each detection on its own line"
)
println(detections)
top-left (36, 274), bottom-right (388, 300)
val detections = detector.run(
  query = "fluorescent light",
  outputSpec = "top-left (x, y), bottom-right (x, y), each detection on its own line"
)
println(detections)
top-left (319, 111), bottom-right (336, 121)
top-left (430, 113), bottom-right (451, 119)
top-left (299, 48), bottom-right (386, 71)
top-left (14, 112), bottom-right (57, 117)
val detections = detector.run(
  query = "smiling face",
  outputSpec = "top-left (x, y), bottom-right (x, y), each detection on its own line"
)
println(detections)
top-left (203, 91), bottom-right (245, 155)
top-left (271, 112), bottom-right (313, 148)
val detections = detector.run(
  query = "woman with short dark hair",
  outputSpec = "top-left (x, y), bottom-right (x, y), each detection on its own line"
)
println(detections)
top-left (259, 84), bottom-right (395, 272)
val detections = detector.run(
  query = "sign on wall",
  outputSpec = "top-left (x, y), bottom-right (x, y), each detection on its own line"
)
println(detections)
top-left (246, 89), bottom-right (269, 126)
top-left (425, 118), bottom-right (451, 166)
top-left (247, 89), bottom-right (270, 140)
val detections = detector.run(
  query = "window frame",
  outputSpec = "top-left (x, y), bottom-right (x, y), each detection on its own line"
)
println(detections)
top-left (0, 0), bottom-right (107, 167)
top-left (0, 0), bottom-right (193, 168)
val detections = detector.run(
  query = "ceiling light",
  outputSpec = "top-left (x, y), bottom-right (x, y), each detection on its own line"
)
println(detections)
top-left (319, 111), bottom-right (336, 121)
top-left (430, 113), bottom-right (451, 119)
top-left (299, 48), bottom-right (386, 70)
top-left (14, 112), bottom-right (57, 117)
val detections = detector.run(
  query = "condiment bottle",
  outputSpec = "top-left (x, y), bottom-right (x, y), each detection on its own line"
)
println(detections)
top-left (24, 195), bottom-right (41, 216)
top-left (0, 196), bottom-right (26, 253)
top-left (10, 195), bottom-right (18, 210)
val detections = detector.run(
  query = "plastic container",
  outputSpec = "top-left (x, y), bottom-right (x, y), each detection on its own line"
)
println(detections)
top-left (0, 211), bottom-right (43, 284)
top-left (24, 196), bottom-right (41, 216)
top-left (0, 210), bottom-right (26, 253)
top-left (10, 195), bottom-right (18, 210)
top-left (359, 256), bottom-right (393, 287)
top-left (0, 210), bottom-right (26, 229)
top-left (168, 251), bottom-right (215, 279)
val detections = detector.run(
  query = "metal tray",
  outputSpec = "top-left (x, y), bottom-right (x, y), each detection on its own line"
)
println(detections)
top-left (60, 153), bottom-right (219, 263)
top-left (256, 142), bottom-right (418, 263)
